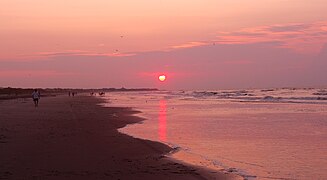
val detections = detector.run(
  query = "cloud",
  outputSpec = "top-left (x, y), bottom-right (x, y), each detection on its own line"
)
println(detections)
top-left (2, 21), bottom-right (327, 89)
top-left (223, 60), bottom-right (253, 65)
top-left (167, 21), bottom-right (327, 54)
top-left (215, 21), bottom-right (327, 53)
top-left (171, 41), bottom-right (209, 49)
top-left (0, 70), bottom-right (77, 78)
top-left (36, 50), bottom-right (136, 58)
top-left (268, 24), bottom-right (311, 32)
top-left (1, 41), bottom-right (326, 89)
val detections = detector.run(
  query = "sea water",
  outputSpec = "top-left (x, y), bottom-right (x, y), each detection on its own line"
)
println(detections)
top-left (102, 88), bottom-right (327, 180)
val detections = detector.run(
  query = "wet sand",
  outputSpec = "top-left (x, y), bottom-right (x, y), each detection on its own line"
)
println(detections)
top-left (0, 95), bottom-right (240, 179)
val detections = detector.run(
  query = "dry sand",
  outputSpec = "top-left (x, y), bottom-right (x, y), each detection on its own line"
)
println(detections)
top-left (0, 95), bottom-right (241, 179)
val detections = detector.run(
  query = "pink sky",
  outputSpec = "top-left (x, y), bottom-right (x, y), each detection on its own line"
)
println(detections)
top-left (1, 0), bottom-right (327, 89)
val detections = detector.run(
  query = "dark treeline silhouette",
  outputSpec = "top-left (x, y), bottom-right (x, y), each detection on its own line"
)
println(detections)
top-left (0, 87), bottom-right (159, 100)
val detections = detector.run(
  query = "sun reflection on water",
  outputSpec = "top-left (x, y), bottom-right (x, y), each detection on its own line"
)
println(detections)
top-left (158, 99), bottom-right (167, 142)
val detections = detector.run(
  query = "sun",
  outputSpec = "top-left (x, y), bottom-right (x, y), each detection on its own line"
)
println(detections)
top-left (158, 75), bottom-right (166, 82)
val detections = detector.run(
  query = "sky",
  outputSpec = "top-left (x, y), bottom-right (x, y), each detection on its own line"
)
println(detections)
top-left (1, 0), bottom-right (327, 90)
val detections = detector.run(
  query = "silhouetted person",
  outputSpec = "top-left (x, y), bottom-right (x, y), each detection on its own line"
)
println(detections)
top-left (32, 89), bottom-right (40, 107)
top-left (68, 91), bottom-right (71, 96)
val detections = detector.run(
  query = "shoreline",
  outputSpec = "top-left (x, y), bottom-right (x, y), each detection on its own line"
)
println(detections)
top-left (98, 94), bottom-right (245, 180)
top-left (0, 95), bottom-right (241, 179)
top-left (109, 97), bottom-right (248, 180)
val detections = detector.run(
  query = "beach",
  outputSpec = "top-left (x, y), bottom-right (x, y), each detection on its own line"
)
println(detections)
top-left (0, 94), bottom-right (240, 180)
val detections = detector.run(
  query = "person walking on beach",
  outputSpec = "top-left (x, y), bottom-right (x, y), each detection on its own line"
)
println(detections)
top-left (32, 89), bottom-right (40, 107)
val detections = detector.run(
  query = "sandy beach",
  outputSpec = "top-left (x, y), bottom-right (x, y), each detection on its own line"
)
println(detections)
top-left (0, 95), bottom-right (240, 180)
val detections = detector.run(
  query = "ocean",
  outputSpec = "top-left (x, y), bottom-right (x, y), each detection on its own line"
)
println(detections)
top-left (101, 88), bottom-right (327, 180)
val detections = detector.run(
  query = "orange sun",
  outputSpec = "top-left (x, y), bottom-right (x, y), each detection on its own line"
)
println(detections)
top-left (158, 75), bottom-right (166, 82)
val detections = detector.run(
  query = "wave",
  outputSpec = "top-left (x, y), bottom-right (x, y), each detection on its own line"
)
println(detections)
top-left (181, 89), bottom-right (327, 104)
top-left (313, 89), bottom-right (327, 96)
